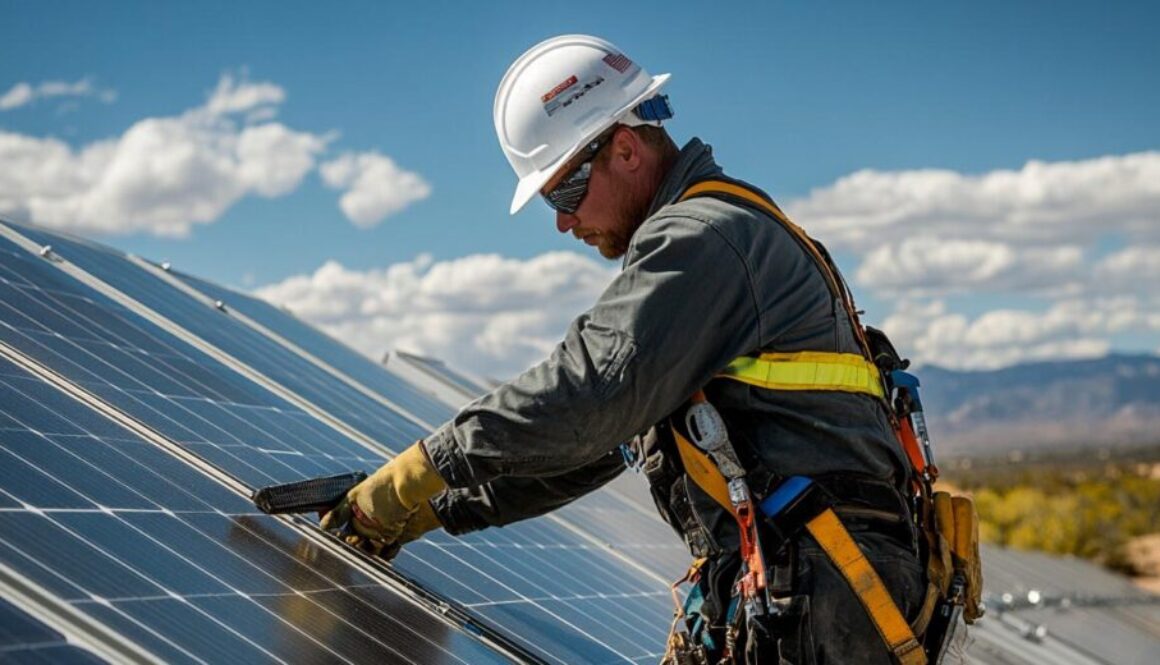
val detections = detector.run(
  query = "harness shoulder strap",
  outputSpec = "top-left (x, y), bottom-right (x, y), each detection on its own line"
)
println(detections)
top-left (679, 180), bottom-right (874, 360)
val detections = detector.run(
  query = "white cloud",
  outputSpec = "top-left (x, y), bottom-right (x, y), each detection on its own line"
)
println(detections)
top-left (255, 252), bottom-right (617, 378)
top-left (877, 297), bottom-right (1160, 370)
top-left (0, 83), bottom-right (33, 110)
top-left (0, 78), bottom-right (117, 111)
top-left (205, 74), bottom-right (284, 115)
top-left (779, 153), bottom-right (1160, 369)
top-left (0, 73), bottom-right (329, 237)
top-left (855, 237), bottom-right (1084, 296)
top-left (1094, 245), bottom-right (1160, 287)
top-left (320, 152), bottom-right (431, 228)
top-left (790, 152), bottom-right (1160, 250)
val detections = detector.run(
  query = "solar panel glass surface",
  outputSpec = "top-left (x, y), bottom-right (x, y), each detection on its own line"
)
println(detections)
top-left (0, 353), bottom-right (512, 664)
top-left (166, 268), bottom-right (454, 427)
top-left (12, 223), bottom-right (435, 445)
top-left (0, 233), bottom-right (394, 489)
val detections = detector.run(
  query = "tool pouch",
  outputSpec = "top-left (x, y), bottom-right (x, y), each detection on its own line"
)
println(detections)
top-left (949, 496), bottom-right (983, 622)
top-left (932, 492), bottom-right (983, 622)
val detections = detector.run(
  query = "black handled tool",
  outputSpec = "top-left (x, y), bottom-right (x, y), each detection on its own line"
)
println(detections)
top-left (251, 471), bottom-right (367, 515)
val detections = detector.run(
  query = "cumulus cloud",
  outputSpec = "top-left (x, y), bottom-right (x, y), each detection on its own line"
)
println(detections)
top-left (790, 152), bottom-right (1160, 250)
top-left (774, 152), bottom-right (1160, 369)
top-left (855, 237), bottom-right (1084, 296)
top-left (876, 297), bottom-right (1160, 370)
top-left (0, 78), bottom-right (118, 111)
top-left (205, 73), bottom-right (284, 115)
top-left (320, 152), bottom-right (431, 227)
top-left (0, 73), bottom-right (329, 237)
top-left (255, 252), bottom-right (617, 378)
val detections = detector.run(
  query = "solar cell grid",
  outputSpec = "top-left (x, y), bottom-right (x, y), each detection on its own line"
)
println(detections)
top-left (0, 353), bottom-right (513, 665)
top-left (0, 232), bottom-right (391, 489)
top-left (167, 267), bottom-right (454, 427)
top-left (1, 219), bottom-right (680, 663)
top-left (11, 223), bottom-right (436, 445)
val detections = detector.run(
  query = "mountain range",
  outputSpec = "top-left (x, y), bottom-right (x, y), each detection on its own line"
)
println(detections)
top-left (916, 354), bottom-right (1160, 457)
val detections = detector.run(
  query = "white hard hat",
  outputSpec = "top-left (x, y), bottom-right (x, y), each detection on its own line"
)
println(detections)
top-left (494, 34), bottom-right (671, 214)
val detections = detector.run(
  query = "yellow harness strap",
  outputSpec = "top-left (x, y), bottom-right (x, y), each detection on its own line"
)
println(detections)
top-left (720, 351), bottom-right (885, 399)
top-left (673, 428), bottom-right (735, 516)
top-left (807, 510), bottom-right (927, 665)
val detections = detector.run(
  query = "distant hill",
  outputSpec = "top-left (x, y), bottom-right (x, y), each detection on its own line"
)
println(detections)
top-left (915, 354), bottom-right (1160, 456)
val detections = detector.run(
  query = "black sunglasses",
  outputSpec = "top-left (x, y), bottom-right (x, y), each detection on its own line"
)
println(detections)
top-left (541, 132), bottom-right (614, 214)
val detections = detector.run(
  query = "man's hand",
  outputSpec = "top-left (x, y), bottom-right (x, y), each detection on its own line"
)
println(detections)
top-left (381, 498), bottom-right (443, 560)
top-left (320, 442), bottom-right (447, 557)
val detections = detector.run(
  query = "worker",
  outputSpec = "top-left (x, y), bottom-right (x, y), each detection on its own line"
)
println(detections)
top-left (322, 35), bottom-right (929, 663)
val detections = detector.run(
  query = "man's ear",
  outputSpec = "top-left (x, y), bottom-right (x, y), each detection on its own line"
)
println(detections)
top-left (609, 127), bottom-right (643, 173)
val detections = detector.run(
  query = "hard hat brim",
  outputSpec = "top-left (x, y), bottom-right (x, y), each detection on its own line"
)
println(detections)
top-left (508, 72), bottom-right (671, 215)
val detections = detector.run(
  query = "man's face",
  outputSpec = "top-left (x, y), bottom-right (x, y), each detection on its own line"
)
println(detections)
top-left (541, 129), bottom-right (646, 260)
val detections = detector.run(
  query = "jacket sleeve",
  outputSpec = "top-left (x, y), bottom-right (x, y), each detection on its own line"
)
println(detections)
top-left (423, 213), bottom-right (761, 489)
top-left (430, 449), bottom-right (626, 534)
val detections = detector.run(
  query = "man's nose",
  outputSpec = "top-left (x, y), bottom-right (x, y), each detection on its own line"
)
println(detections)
top-left (556, 212), bottom-right (579, 234)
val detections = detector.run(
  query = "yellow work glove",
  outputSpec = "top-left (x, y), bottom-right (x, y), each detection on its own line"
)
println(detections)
top-left (381, 498), bottom-right (444, 560)
top-left (320, 442), bottom-right (446, 557)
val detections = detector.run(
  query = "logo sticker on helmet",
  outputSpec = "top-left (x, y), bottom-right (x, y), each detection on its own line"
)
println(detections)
top-left (542, 75), bottom-right (605, 117)
top-left (602, 53), bottom-right (633, 73)
top-left (541, 75), bottom-right (579, 104)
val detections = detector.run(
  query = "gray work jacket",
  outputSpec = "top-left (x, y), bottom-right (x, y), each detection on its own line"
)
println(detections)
top-left (426, 139), bottom-right (907, 534)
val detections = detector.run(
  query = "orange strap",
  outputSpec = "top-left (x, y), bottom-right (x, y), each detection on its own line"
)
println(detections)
top-left (807, 509), bottom-right (927, 665)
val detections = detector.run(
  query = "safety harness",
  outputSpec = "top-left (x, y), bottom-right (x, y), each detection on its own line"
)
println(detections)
top-left (660, 181), bottom-right (981, 665)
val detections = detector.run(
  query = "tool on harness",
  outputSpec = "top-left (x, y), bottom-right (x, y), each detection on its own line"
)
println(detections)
top-left (891, 371), bottom-right (936, 482)
top-left (684, 392), bottom-right (769, 622)
top-left (663, 558), bottom-right (713, 665)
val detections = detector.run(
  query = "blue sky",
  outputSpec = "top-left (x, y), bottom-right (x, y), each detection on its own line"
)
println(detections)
top-left (2, 1), bottom-right (1158, 376)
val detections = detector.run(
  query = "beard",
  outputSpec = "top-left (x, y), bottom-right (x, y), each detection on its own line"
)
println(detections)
top-left (596, 228), bottom-right (630, 259)
top-left (594, 188), bottom-right (648, 260)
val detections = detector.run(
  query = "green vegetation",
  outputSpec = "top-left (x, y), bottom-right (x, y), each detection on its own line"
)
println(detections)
top-left (940, 445), bottom-right (1160, 575)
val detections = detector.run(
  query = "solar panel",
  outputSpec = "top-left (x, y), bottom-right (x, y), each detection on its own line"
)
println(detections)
top-left (0, 219), bottom-right (677, 663)
top-left (392, 350), bottom-right (497, 400)
top-left (0, 231), bottom-right (392, 489)
top-left (163, 267), bottom-right (454, 427)
top-left (0, 351), bottom-right (515, 664)
top-left (12, 226), bottom-right (435, 452)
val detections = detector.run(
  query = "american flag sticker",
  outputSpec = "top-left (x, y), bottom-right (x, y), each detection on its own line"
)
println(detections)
top-left (603, 53), bottom-right (633, 73)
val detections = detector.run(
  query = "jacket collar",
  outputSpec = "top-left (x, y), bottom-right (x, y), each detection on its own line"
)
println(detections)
top-left (645, 138), bottom-right (724, 219)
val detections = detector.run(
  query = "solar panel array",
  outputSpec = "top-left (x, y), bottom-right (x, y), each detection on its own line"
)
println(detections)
top-left (0, 218), bottom-right (681, 664)
top-left (3, 216), bottom-right (1156, 664)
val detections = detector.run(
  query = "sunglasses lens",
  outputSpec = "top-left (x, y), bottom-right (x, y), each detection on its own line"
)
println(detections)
top-left (544, 162), bottom-right (592, 213)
